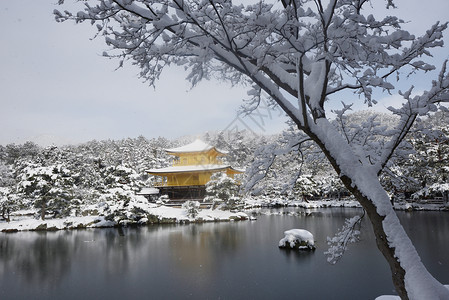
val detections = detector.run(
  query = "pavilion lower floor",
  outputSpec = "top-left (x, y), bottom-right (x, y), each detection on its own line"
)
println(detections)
top-left (157, 185), bottom-right (207, 202)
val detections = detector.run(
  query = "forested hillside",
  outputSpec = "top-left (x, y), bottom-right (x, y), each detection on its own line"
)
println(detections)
top-left (1, 111), bottom-right (448, 221)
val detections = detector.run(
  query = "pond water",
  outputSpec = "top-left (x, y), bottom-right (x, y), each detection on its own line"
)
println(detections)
top-left (0, 208), bottom-right (448, 299)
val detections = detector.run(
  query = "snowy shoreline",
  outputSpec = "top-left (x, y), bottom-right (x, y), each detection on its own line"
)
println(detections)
top-left (243, 197), bottom-right (449, 211)
top-left (0, 205), bottom-right (249, 233)
top-left (1, 197), bottom-right (447, 233)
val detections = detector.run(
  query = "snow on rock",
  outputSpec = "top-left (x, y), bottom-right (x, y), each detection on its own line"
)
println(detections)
top-left (375, 285), bottom-right (449, 300)
top-left (279, 229), bottom-right (316, 251)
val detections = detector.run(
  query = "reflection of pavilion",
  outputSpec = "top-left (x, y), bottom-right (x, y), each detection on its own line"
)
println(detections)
top-left (147, 139), bottom-right (242, 202)
top-left (166, 223), bottom-right (241, 288)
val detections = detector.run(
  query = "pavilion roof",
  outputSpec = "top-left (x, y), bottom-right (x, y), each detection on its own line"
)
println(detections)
top-left (165, 139), bottom-right (228, 155)
top-left (147, 164), bottom-right (243, 174)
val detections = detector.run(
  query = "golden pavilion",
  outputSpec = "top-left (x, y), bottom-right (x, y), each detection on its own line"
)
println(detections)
top-left (147, 139), bottom-right (243, 201)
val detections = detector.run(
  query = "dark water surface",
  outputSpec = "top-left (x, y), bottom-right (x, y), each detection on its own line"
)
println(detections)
top-left (0, 208), bottom-right (448, 300)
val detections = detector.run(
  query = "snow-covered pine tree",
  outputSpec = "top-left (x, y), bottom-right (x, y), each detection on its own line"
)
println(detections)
top-left (406, 112), bottom-right (449, 202)
top-left (18, 163), bottom-right (76, 220)
top-left (205, 172), bottom-right (241, 210)
top-left (0, 187), bottom-right (20, 222)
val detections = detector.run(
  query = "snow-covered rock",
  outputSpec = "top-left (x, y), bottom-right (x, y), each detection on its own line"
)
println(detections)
top-left (375, 285), bottom-right (449, 299)
top-left (279, 229), bottom-right (316, 251)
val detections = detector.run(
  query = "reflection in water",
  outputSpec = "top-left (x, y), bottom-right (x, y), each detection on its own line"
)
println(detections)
top-left (0, 208), bottom-right (448, 299)
top-left (165, 223), bottom-right (243, 293)
top-left (0, 231), bottom-right (72, 288)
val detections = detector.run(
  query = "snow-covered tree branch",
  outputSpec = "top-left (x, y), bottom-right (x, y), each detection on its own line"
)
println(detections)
top-left (54, 1), bottom-right (449, 298)
top-left (325, 211), bottom-right (365, 264)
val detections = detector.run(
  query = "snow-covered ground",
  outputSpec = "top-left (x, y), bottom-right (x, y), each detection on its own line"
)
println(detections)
top-left (0, 201), bottom-right (248, 232)
top-left (0, 196), bottom-right (448, 232)
top-left (242, 196), bottom-right (362, 208)
top-left (1, 196), bottom-right (447, 233)
top-left (243, 196), bottom-right (448, 211)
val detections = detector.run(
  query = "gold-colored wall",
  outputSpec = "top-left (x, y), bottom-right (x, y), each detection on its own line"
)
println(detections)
top-left (164, 172), bottom-right (210, 186)
top-left (172, 151), bottom-right (221, 166)
top-left (154, 171), bottom-right (237, 187)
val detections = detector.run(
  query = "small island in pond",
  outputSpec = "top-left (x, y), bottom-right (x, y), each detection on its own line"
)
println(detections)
top-left (279, 229), bottom-right (316, 251)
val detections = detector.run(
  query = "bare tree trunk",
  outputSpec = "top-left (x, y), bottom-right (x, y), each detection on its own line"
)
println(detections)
top-left (1, 209), bottom-right (7, 222)
top-left (41, 200), bottom-right (46, 221)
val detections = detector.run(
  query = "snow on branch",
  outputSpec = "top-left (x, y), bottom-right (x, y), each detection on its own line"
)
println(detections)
top-left (55, 0), bottom-right (448, 128)
top-left (324, 211), bottom-right (365, 264)
top-left (243, 126), bottom-right (311, 194)
top-left (376, 60), bottom-right (449, 173)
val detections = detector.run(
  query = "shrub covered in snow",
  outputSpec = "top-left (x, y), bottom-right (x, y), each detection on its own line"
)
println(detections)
top-left (156, 194), bottom-right (169, 205)
top-left (98, 188), bottom-right (152, 225)
top-left (412, 183), bottom-right (449, 202)
top-left (182, 200), bottom-right (201, 218)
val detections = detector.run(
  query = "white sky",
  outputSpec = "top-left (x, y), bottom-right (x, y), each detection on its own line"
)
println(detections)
top-left (0, 0), bottom-right (448, 146)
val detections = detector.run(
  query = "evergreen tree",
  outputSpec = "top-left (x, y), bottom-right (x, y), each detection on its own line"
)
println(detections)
top-left (205, 172), bottom-right (241, 209)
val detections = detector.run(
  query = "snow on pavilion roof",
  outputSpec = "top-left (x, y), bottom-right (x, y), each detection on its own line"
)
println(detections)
top-left (165, 139), bottom-right (228, 155)
top-left (147, 164), bottom-right (242, 174)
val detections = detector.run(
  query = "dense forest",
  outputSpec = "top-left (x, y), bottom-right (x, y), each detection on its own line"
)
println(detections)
top-left (1, 111), bottom-right (448, 221)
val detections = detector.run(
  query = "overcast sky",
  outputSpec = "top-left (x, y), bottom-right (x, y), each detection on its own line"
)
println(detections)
top-left (1, 1), bottom-right (448, 146)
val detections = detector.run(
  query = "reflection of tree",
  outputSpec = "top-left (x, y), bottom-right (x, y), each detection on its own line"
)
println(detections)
top-left (99, 227), bottom-right (146, 277)
top-left (0, 222), bottom-right (248, 297)
top-left (61, 227), bottom-right (149, 279)
top-left (0, 228), bottom-right (151, 292)
top-left (23, 233), bottom-right (71, 284)
top-left (0, 232), bottom-right (72, 288)
top-left (0, 236), bottom-right (17, 276)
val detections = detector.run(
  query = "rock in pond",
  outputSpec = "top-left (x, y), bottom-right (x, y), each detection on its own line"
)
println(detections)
top-left (279, 229), bottom-right (316, 251)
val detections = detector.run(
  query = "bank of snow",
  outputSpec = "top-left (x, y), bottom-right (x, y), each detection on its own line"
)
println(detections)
top-left (242, 196), bottom-right (448, 211)
top-left (147, 205), bottom-right (248, 223)
top-left (242, 196), bottom-right (361, 208)
top-left (0, 204), bottom-right (248, 233)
